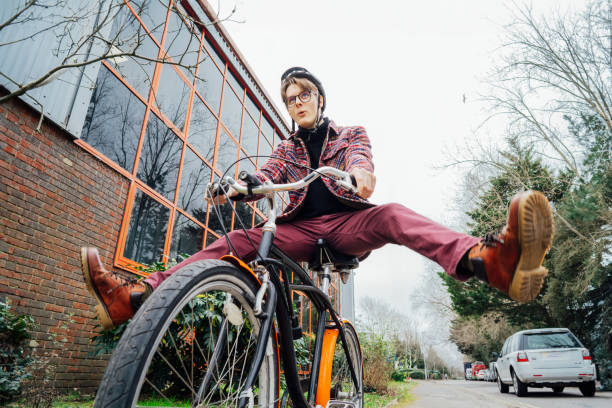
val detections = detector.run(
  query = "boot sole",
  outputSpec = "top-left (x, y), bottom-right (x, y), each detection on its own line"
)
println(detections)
top-left (81, 248), bottom-right (114, 330)
top-left (509, 192), bottom-right (554, 302)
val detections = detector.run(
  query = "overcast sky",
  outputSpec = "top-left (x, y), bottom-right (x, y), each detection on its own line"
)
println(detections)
top-left (217, 0), bottom-right (584, 363)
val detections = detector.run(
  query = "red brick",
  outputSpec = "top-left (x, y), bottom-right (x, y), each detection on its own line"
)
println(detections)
top-left (1, 85), bottom-right (129, 394)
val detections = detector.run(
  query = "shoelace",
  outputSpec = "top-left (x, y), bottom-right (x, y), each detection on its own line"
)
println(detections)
top-left (482, 232), bottom-right (505, 247)
top-left (106, 272), bottom-right (141, 295)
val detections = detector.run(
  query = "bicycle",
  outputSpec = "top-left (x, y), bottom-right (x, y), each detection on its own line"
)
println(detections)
top-left (93, 166), bottom-right (364, 408)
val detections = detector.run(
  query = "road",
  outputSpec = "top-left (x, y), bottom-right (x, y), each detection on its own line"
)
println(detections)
top-left (404, 380), bottom-right (612, 408)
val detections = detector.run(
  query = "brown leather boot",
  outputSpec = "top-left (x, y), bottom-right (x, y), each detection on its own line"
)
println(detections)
top-left (80, 247), bottom-right (149, 330)
top-left (467, 191), bottom-right (554, 302)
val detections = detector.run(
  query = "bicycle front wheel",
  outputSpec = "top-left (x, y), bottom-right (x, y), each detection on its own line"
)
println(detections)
top-left (94, 259), bottom-right (280, 408)
top-left (329, 322), bottom-right (363, 408)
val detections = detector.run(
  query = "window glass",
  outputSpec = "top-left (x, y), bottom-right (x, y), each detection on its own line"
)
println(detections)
top-left (81, 66), bottom-right (144, 172)
top-left (234, 202), bottom-right (253, 229)
top-left (108, 5), bottom-right (159, 99)
top-left (137, 112), bottom-right (183, 200)
top-left (260, 116), bottom-right (274, 144)
top-left (239, 152), bottom-right (256, 176)
top-left (207, 202), bottom-right (233, 236)
top-left (123, 189), bottom-right (170, 265)
top-left (204, 35), bottom-right (223, 70)
top-left (501, 338), bottom-right (509, 356)
top-left (221, 85), bottom-right (243, 140)
top-left (195, 51), bottom-right (223, 114)
top-left (226, 69), bottom-right (243, 96)
top-left (178, 146), bottom-right (210, 219)
top-left (153, 65), bottom-right (190, 131)
top-left (127, 0), bottom-right (168, 41)
top-left (188, 96), bottom-right (217, 163)
top-left (245, 93), bottom-right (259, 119)
top-left (511, 335), bottom-right (521, 353)
top-left (524, 332), bottom-right (582, 350)
top-left (163, 7), bottom-right (200, 78)
top-left (241, 113), bottom-right (259, 160)
top-left (169, 212), bottom-right (204, 260)
top-left (257, 138), bottom-right (273, 168)
top-left (254, 210), bottom-right (264, 226)
top-left (205, 229), bottom-right (219, 247)
top-left (215, 129), bottom-right (238, 176)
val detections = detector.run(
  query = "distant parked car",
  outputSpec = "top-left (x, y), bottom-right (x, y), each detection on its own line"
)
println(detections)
top-left (477, 369), bottom-right (488, 381)
top-left (466, 368), bottom-right (472, 380)
top-left (472, 361), bottom-right (486, 379)
top-left (496, 328), bottom-right (596, 397)
top-left (488, 362), bottom-right (498, 382)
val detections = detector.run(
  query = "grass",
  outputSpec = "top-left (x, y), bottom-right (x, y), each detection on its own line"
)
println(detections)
top-left (363, 380), bottom-right (417, 408)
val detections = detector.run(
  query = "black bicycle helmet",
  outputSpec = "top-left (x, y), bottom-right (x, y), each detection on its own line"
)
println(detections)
top-left (281, 67), bottom-right (326, 112)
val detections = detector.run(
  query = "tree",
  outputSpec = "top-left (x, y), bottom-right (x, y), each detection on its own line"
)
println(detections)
top-left (445, 0), bottom-right (612, 387)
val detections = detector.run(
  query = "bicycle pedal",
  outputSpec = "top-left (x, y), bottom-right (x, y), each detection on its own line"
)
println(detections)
top-left (326, 400), bottom-right (358, 408)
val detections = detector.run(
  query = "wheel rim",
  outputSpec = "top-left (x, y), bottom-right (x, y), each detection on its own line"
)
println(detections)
top-left (130, 277), bottom-right (277, 407)
top-left (512, 373), bottom-right (518, 394)
top-left (330, 328), bottom-right (363, 408)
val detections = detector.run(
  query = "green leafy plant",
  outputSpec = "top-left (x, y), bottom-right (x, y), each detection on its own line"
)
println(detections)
top-left (0, 299), bottom-right (34, 403)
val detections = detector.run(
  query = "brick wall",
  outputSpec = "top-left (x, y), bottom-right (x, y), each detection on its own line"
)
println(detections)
top-left (0, 91), bottom-right (130, 393)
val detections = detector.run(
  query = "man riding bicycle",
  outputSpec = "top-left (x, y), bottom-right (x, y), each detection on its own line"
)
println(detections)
top-left (82, 67), bottom-right (554, 330)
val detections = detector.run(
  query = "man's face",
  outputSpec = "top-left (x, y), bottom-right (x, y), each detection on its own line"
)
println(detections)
top-left (285, 83), bottom-right (322, 129)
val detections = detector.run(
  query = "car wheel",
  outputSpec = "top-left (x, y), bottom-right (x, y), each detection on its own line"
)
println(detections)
top-left (552, 386), bottom-right (564, 393)
top-left (579, 381), bottom-right (596, 397)
top-left (512, 370), bottom-right (528, 397)
top-left (497, 371), bottom-right (509, 393)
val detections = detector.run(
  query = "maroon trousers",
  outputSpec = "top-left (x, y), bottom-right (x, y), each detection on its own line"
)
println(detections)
top-left (144, 203), bottom-right (480, 289)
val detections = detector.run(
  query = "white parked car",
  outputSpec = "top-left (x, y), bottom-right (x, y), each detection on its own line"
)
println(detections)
top-left (477, 369), bottom-right (488, 381)
top-left (495, 328), bottom-right (596, 397)
top-left (465, 368), bottom-right (472, 380)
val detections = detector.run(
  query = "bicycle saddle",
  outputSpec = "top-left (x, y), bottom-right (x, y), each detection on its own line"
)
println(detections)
top-left (310, 239), bottom-right (359, 273)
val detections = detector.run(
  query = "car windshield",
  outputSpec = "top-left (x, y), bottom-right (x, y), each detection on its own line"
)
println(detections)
top-left (524, 332), bottom-right (582, 350)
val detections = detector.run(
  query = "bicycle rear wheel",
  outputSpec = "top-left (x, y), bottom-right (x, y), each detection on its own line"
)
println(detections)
top-left (329, 322), bottom-right (363, 408)
top-left (94, 259), bottom-right (280, 408)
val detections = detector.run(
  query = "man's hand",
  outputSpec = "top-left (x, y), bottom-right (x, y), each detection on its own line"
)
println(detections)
top-left (349, 168), bottom-right (376, 199)
top-left (206, 185), bottom-right (239, 205)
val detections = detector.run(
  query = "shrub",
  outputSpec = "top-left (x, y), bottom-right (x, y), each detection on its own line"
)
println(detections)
top-left (361, 335), bottom-right (393, 394)
top-left (409, 370), bottom-right (425, 380)
top-left (391, 370), bottom-right (407, 382)
top-left (0, 299), bottom-right (34, 403)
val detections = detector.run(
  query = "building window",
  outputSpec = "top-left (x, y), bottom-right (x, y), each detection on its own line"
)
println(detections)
top-left (78, 0), bottom-right (291, 281)
top-left (81, 66), bottom-right (145, 172)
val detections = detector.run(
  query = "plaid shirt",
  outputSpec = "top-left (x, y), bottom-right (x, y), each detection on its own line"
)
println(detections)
top-left (253, 120), bottom-right (376, 223)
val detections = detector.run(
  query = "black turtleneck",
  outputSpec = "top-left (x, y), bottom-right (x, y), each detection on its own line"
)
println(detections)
top-left (295, 119), bottom-right (353, 219)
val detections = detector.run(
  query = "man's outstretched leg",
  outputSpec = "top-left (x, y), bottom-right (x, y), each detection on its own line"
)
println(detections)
top-left (464, 190), bottom-right (554, 302)
top-left (326, 190), bottom-right (554, 302)
top-left (81, 220), bottom-right (320, 329)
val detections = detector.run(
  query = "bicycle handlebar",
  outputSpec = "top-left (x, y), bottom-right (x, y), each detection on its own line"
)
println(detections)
top-left (208, 166), bottom-right (357, 199)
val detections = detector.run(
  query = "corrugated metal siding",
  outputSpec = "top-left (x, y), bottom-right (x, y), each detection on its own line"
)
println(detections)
top-left (0, 0), bottom-right (113, 137)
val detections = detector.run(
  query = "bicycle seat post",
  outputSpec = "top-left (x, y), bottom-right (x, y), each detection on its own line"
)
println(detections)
top-left (317, 263), bottom-right (333, 299)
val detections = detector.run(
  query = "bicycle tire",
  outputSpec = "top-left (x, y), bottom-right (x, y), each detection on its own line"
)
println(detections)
top-left (94, 259), bottom-right (280, 408)
top-left (329, 322), bottom-right (363, 408)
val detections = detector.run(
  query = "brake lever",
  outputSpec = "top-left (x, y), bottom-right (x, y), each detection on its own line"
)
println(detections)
top-left (335, 173), bottom-right (358, 194)
top-left (207, 180), bottom-right (230, 199)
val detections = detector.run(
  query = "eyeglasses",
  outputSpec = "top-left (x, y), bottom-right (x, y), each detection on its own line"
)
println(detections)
top-left (285, 90), bottom-right (315, 108)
